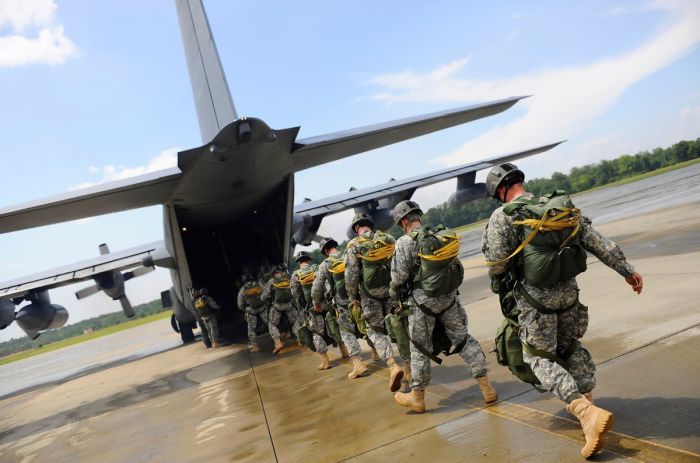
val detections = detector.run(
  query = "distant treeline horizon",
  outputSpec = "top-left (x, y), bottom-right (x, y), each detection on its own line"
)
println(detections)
top-left (0, 299), bottom-right (165, 357)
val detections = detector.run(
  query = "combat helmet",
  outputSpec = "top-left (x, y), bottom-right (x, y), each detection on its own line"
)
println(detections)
top-left (295, 250), bottom-right (312, 262)
top-left (319, 237), bottom-right (339, 256)
top-left (351, 212), bottom-right (374, 231)
top-left (393, 200), bottom-right (423, 225)
top-left (486, 163), bottom-right (525, 199)
top-left (242, 272), bottom-right (255, 283)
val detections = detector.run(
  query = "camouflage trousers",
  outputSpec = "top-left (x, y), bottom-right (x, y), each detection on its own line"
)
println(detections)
top-left (336, 304), bottom-right (362, 357)
top-left (360, 287), bottom-right (409, 364)
top-left (518, 297), bottom-right (595, 402)
top-left (408, 299), bottom-right (487, 390)
top-left (307, 311), bottom-right (328, 354)
top-left (245, 307), bottom-right (269, 344)
top-left (268, 303), bottom-right (301, 341)
top-left (200, 315), bottom-right (219, 343)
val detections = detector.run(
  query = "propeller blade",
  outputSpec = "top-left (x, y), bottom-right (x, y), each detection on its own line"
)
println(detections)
top-left (75, 285), bottom-right (101, 300)
top-left (119, 297), bottom-right (135, 318)
top-left (123, 266), bottom-right (155, 281)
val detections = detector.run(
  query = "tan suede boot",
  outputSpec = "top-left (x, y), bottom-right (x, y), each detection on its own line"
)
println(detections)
top-left (387, 358), bottom-right (404, 392)
top-left (249, 343), bottom-right (260, 353)
top-left (371, 347), bottom-right (380, 361)
top-left (317, 352), bottom-right (331, 370)
top-left (394, 388), bottom-right (425, 413)
top-left (272, 338), bottom-right (284, 354)
top-left (339, 342), bottom-right (350, 359)
top-left (347, 356), bottom-right (369, 379)
top-left (402, 363), bottom-right (412, 384)
top-left (566, 397), bottom-right (614, 458)
top-left (476, 375), bottom-right (498, 403)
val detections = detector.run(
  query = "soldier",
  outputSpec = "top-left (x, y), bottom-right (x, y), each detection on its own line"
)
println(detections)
top-left (345, 212), bottom-right (407, 392)
top-left (390, 201), bottom-right (496, 413)
top-left (312, 237), bottom-right (369, 379)
top-left (481, 163), bottom-right (643, 459)
top-left (291, 250), bottom-right (334, 370)
top-left (237, 272), bottom-right (268, 353)
top-left (262, 264), bottom-right (301, 354)
top-left (193, 288), bottom-right (221, 348)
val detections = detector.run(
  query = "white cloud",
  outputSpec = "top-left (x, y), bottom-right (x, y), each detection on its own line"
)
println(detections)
top-left (368, 0), bottom-right (700, 173)
top-left (0, 0), bottom-right (76, 67)
top-left (70, 148), bottom-right (179, 190)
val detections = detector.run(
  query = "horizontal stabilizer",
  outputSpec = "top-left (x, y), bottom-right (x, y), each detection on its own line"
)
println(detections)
top-left (291, 96), bottom-right (527, 172)
top-left (0, 168), bottom-right (181, 234)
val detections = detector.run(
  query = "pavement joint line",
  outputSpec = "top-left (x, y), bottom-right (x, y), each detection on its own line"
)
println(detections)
top-left (246, 348), bottom-right (279, 463)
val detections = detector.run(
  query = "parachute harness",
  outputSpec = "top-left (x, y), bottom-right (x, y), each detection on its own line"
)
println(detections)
top-left (359, 239), bottom-right (395, 262)
top-left (486, 207), bottom-right (581, 267)
top-left (418, 233), bottom-right (460, 261)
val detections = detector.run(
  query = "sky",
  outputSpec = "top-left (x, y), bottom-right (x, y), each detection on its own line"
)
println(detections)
top-left (0, 0), bottom-right (698, 342)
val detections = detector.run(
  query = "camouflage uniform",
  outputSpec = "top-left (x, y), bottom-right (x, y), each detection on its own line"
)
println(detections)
top-left (196, 295), bottom-right (220, 343)
top-left (346, 231), bottom-right (408, 364)
top-left (237, 281), bottom-right (269, 345)
top-left (482, 192), bottom-right (635, 402)
top-left (312, 250), bottom-right (362, 357)
top-left (391, 225), bottom-right (488, 390)
top-left (262, 275), bottom-right (301, 341)
top-left (291, 265), bottom-right (328, 354)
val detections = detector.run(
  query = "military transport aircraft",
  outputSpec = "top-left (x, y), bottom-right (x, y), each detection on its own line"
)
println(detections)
top-left (0, 0), bottom-right (561, 343)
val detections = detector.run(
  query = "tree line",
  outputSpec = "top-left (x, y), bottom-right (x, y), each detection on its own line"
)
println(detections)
top-left (0, 299), bottom-right (166, 357)
top-left (421, 138), bottom-right (699, 229)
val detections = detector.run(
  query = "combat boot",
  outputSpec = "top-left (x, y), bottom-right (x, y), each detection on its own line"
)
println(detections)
top-left (566, 397), bottom-right (614, 458)
top-left (371, 347), bottom-right (380, 361)
top-left (339, 342), bottom-right (350, 359)
top-left (476, 375), bottom-right (498, 403)
top-left (317, 352), bottom-right (331, 370)
top-left (387, 358), bottom-right (404, 392)
top-left (249, 343), bottom-right (260, 353)
top-left (402, 363), bottom-right (412, 384)
top-left (272, 338), bottom-right (284, 354)
top-left (212, 341), bottom-right (221, 348)
top-left (583, 391), bottom-right (593, 403)
top-left (348, 356), bottom-right (369, 379)
top-left (394, 388), bottom-right (425, 413)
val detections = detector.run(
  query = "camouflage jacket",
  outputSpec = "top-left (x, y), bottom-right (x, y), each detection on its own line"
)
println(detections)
top-left (195, 295), bottom-right (220, 318)
top-left (237, 281), bottom-right (264, 313)
top-left (345, 230), bottom-right (390, 300)
top-left (312, 250), bottom-right (347, 307)
top-left (391, 224), bottom-right (459, 312)
top-left (482, 192), bottom-right (635, 309)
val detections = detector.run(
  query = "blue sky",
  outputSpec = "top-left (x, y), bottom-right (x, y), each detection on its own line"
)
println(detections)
top-left (0, 0), bottom-right (698, 341)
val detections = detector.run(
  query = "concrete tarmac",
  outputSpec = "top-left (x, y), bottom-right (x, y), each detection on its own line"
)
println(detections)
top-left (1, 165), bottom-right (699, 462)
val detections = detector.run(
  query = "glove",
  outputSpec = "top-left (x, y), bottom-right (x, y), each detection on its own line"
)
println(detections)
top-left (625, 272), bottom-right (643, 294)
top-left (313, 304), bottom-right (324, 313)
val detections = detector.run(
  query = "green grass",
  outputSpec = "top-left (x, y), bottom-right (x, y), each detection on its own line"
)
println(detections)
top-left (0, 310), bottom-right (172, 366)
top-left (454, 159), bottom-right (700, 234)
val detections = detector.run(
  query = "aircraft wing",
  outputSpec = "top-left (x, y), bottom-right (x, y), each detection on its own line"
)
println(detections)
top-left (294, 142), bottom-right (563, 217)
top-left (0, 241), bottom-right (166, 301)
top-left (0, 168), bottom-right (181, 235)
top-left (291, 96), bottom-right (527, 172)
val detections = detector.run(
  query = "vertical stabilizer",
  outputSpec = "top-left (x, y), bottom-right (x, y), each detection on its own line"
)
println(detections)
top-left (175, 0), bottom-right (238, 142)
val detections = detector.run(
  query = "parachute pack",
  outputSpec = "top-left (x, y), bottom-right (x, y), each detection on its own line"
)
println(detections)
top-left (495, 190), bottom-right (587, 287)
top-left (243, 285), bottom-right (264, 308)
top-left (296, 265), bottom-right (317, 307)
top-left (356, 230), bottom-right (395, 289)
top-left (272, 275), bottom-right (292, 304)
top-left (327, 255), bottom-right (348, 301)
top-left (409, 225), bottom-right (464, 297)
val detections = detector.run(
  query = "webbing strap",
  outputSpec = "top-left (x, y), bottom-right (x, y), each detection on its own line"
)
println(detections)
top-left (522, 340), bottom-right (577, 366)
top-left (409, 297), bottom-right (468, 364)
top-left (516, 284), bottom-right (578, 315)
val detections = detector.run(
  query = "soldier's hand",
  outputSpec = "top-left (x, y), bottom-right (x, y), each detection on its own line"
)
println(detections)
top-left (625, 272), bottom-right (643, 294)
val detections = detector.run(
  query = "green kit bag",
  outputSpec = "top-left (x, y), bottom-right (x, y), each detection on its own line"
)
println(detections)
top-left (297, 323), bottom-right (316, 351)
top-left (325, 310), bottom-right (342, 345)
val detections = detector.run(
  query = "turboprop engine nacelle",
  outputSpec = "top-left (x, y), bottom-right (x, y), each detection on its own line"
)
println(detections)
top-left (14, 291), bottom-right (68, 339)
top-left (0, 299), bottom-right (16, 329)
top-left (448, 183), bottom-right (487, 207)
top-left (292, 213), bottom-right (323, 246)
top-left (345, 207), bottom-right (394, 240)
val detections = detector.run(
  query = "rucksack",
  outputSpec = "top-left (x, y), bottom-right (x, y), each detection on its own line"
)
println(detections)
top-left (410, 225), bottom-right (464, 297)
top-left (326, 254), bottom-right (348, 301)
top-left (272, 274), bottom-right (292, 304)
top-left (357, 230), bottom-right (395, 289)
top-left (243, 284), bottom-right (264, 308)
top-left (501, 191), bottom-right (587, 287)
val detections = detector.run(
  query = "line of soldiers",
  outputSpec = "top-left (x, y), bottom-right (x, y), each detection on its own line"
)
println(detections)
top-left (234, 163), bottom-right (643, 460)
